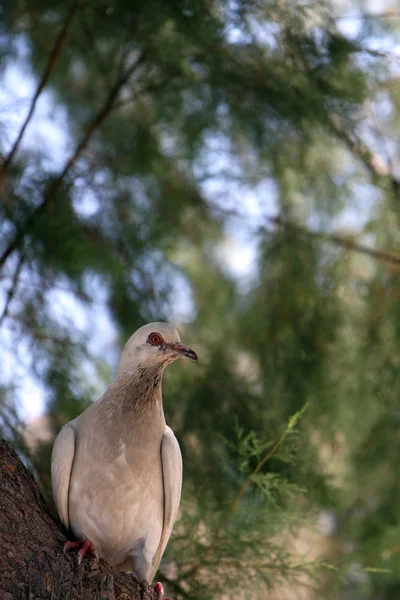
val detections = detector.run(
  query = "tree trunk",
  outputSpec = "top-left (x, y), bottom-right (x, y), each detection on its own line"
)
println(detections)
top-left (0, 439), bottom-right (156, 600)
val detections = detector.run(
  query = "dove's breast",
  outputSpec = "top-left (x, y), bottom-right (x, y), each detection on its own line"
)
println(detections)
top-left (68, 407), bottom-right (165, 570)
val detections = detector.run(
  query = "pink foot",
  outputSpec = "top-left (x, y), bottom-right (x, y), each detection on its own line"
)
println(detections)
top-left (63, 539), bottom-right (98, 565)
top-left (153, 582), bottom-right (171, 600)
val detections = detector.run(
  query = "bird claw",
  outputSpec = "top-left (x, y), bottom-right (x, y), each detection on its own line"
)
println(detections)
top-left (154, 581), bottom-right (170, 600)
top-left (154, 582), bottom-right (163, 598)
top-left (64, 539), bottom-right (98, 565)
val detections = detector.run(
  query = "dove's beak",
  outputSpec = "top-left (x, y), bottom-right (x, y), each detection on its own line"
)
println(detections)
top-left (169, 342), bottom-right (198, 361)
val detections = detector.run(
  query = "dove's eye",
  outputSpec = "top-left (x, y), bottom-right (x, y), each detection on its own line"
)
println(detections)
top-left (148, 332), bottom-right (163, 346)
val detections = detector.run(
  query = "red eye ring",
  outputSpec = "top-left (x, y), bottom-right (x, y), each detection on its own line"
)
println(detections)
top-left (149, 332), bottom-right (163, 346)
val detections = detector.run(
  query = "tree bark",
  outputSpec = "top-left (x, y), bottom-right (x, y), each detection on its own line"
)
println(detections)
top-left (0, 439), bottom-right (156, 600)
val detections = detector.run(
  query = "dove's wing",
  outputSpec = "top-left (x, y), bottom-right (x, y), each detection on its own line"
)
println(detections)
top-left (150, 426), bottom-right (182, 581)
top-left (51, 425), bottom-right (76, 530)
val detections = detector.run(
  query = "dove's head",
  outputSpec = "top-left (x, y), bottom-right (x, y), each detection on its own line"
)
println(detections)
top-left (116, 322), bottom-right (197, 377)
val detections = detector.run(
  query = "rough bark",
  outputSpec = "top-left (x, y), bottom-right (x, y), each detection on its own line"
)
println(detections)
top-left (0, 439), bottom-right (156, 600)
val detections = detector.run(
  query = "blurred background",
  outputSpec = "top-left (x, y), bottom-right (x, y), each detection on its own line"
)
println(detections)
top-left (1, 0), bottom-right (400, 598)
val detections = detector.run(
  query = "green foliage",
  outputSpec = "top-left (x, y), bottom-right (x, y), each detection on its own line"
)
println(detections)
top-left (1, 0), bottom-right (400, 598)
top-left (167, 406), bottom-right (317, 599)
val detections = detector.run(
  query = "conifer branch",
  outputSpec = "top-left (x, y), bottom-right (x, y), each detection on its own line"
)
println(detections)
top-left (0, 52), bottom-right (147, 273)
top-left (1, 0), bottom-right (81, 171)
top-left (0, 252), bottom-right (25, 328)
top-left (212, 206), bottom-right (400, 268)
top-left (219, 402), bottom-right (309, 532)
top-left (335, 10), bottom-right (400, 21)
top-left (270, 216), bottom-right (400, 267)
top-left (328, 114), bottom-right (400, 202)
top-left (181, 404), bottom-right (309, 585)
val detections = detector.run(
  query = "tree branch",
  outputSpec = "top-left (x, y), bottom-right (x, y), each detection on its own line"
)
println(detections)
top-left (269, 216), bottom-right (400, 267)
top-left (0, 439), bottom-right (156, 600)
top-left (218, 402), bottom-right (309, 534)
top-left (211, 205), bottom-right (400, 268)
top-left (0, 51), bottom-right (147, 273)
top-left (0, 252), bottom-right (25, 328)
top-left (1, 0), bottom-right (81, 171)
top-left (335, 10), bottom-right (400, 21)
top-left (328, 114), bottom-right (400, 202)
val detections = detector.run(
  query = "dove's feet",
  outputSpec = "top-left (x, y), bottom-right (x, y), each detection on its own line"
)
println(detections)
top-left (154, 581), bottom-right (171, 600)
top-left (64, 539), bottom-right (98, 565)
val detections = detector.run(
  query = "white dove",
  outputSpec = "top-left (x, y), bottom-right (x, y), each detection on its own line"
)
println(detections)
top-left (51, 322), bottom-right (197, 596)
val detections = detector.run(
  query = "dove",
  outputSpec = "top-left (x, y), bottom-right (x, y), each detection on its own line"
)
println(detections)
top-left (51, 322), bottom-right (197, 590)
